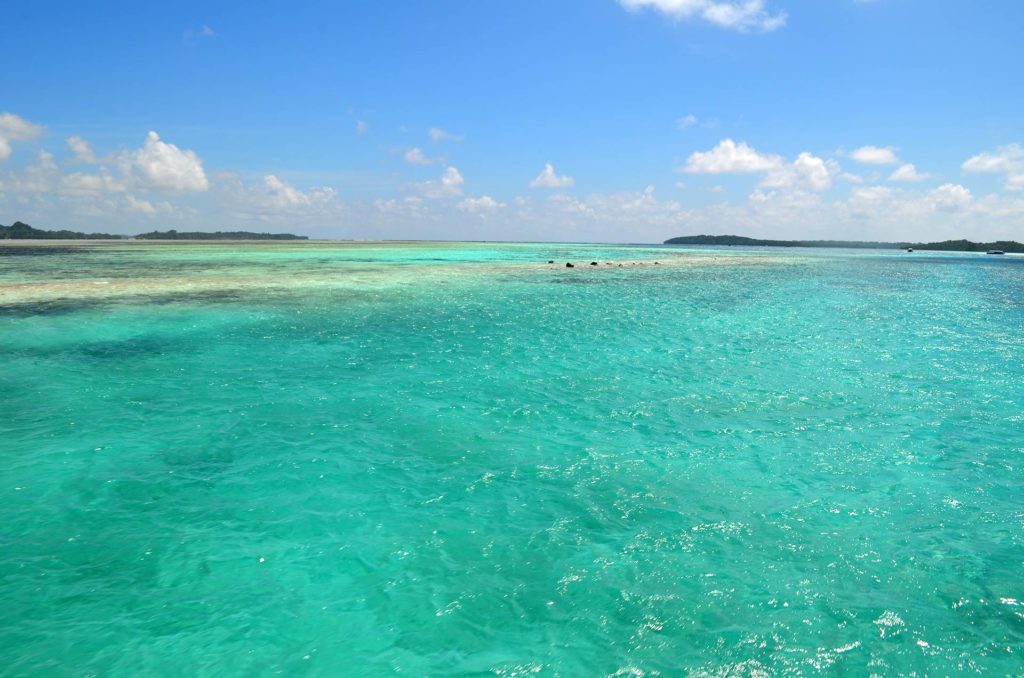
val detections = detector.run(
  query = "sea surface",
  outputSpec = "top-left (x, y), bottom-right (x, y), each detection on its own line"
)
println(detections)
top-left (1, 241), bottom-right (1023, 676)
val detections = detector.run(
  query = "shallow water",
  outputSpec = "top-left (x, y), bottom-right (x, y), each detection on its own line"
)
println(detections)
top-left (2, 241), bottom-right (1023, 675)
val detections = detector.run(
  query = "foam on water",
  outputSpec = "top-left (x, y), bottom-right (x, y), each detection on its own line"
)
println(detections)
top-left (1, 242), bottom-right (1023, 674)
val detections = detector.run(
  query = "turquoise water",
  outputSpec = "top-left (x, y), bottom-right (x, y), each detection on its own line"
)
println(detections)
top-left (2, 241), bottom-right (1023, 675)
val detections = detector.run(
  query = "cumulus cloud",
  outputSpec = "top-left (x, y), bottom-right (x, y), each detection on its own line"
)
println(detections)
top-left (256, 175), bottom-right (338, 210)
top-left (0, 112), bottom-right (44, 162)
top-left (928, 183), bottom-right (972, 212)
top-left (458, 195), bottom-right (507, 214)
top-left (415, 166), bottom-right (465, 198)
top-left (529, 162), bottom-right (575, 189)
top-left (404, 147), bottom-right (438, 165)
top-left (761, 152), bottom-right (838, 192)
top-left (66, 136), bottom-right (98, 164)
top-left (133, 131), bottom-right (209, 193)
top-left (962, 144), bottom-right (1024, 174)
top-left (429, 127), bottom-right (463, 143)
top-left (849, 145), bottom-right (900, 165)
top-left (962, 144), bottom-right (1024, 190)
top-left (619, 0), bottom-right (786, 32)
top-left (214, 173), bottom-right (341, 223)
top-left (888, 163), bottom-right (928, 182)
top-left (684, 141), bottom-right (838, 192)
top-left (683, 139), bottom-right (783, 174)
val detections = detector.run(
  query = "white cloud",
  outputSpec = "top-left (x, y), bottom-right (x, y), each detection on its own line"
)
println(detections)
top-left (133, 131), bottom-right (209, 193)
top-left (66, 136), bottom-right (98, 164)
top-left (404, 147), bottom-right (438, 165)
top-left (962, 144), bottom-right (1024, 191)
top-left (356, 120), bottom-right (369, 136)
top-left (458, 195), bottom-right (507, 214)
top-left (215, 173), bottom-right (342, 223)
top-left (677, 114), bottom-right (698, 129)
top-left (684, 141), bottom-right (837, 192)
top-left (928, 183), bottom-right (972, 212)
top-left (683, 139), bottom-right (783, 174)
top-left (962, 144), bottom-right (1024, 174)
top-left (760, 152), bottom-right (838, 191)
top-left (61, 170), bottom-right (127, 196)
top-left (530, 162), bottom-right (575, 189)
top-left (0, 150), bottom-right (59, 193)
top-left (958, 143), bottom-right (1024, 193)
top-left (850, 185), bottom-right (894, 203)
top-left (258, 175), bottom-right (338, 210)
top-left (889, 163), bottom-right (928, 182)
top-left (415, 166), bottom-right (464, 198)
top-left (184, 25), bottom-right (216, 39)
top-left (429, 127), bottom-right (463, 143)
top-left (619, 0), bottom-right (786, 32)
top-left (125, 194), bottom-right (161, 215)
top-left (849, 145), bottom-right (900, 165)
top-left (0, 112), bottom-right (44, 162)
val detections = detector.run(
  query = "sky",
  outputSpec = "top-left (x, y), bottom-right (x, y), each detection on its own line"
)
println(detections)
top-left (2, 0), bottom-right (1023, 243)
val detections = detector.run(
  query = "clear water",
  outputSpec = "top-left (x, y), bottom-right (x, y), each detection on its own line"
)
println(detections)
top-left (2, 241), bottom-right (1023, 675)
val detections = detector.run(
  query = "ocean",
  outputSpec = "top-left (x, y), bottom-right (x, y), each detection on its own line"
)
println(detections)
top-left (2, 241), bottom-right (1022, 675)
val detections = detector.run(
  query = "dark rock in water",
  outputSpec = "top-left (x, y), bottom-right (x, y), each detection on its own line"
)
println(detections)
top-left (565, 262), bottom-right (574, 268)
top-left (655, 261), bottom-right (660, 264)
top-left (548, 260), bottom-right (554, 264)
top-left (590, 261), bottom-right (598, 266)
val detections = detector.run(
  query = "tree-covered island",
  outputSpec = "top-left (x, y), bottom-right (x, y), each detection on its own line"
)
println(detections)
top-left (664, 234), bottom-right (1024, 253)
top-left (1, 221), bottom-right (308, 240)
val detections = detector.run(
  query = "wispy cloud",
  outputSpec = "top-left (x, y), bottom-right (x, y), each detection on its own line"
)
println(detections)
top-left (619, 0), bottom-right (787, 32)
top-left (429, 127), bottom-right (463, 143)
top-left (183, 24), bottom-right (216, 40)
top-left (404, 147), bottom-right (439, 165)
top-left (677, 114), bottom-right (698, 129)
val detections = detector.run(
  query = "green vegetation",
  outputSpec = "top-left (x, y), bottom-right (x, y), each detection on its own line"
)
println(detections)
top-left (0, 221), bottom-right (307, 241)
top-left (0, 221), bottom-right (122, 240)
top-left (134, 229), bottom-right (307, 240)
top-left (664, 234), bottom-right (1024, 253)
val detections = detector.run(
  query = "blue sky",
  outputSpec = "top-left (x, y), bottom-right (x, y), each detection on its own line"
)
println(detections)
top-left (2, 0), bottom-right (1023, 242)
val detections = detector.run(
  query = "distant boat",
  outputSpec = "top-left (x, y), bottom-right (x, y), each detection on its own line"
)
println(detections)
top-left (905, 247), bottom-right (914, 252)
top-left (987, 250), bottom-right (1005, 255)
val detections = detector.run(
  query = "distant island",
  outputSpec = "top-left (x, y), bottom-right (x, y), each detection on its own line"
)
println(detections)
top-left (134, 230), bottom-right (308, 241)
top-left (1, 221), bottom-right (308, 241)
top-left (664, 234), bottom-right (1024, 253)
